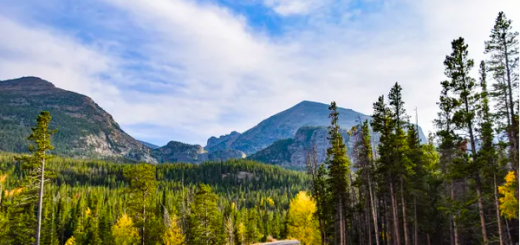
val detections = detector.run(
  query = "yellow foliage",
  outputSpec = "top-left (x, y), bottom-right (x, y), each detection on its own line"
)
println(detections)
top-left (112, 213), bottom-right (140, 245)
top-left (85, 207), bottom-right (91, 218)
top-left (287, 191), bottom-right (321, 245)
top-left (4, 187), bottom-right (24, 197)
top-left (266, 197), bottom-right (275, 207)
top-left (236, 222), bottom-right (246, 244)
top-left (0, 174), bottom-right (7, 184)
top-left (163, 215), bottom-right (184, 245)
top-left (498, 171), bottom-right (519, 219)
top-left (64, 236), bottom-right (76, 245)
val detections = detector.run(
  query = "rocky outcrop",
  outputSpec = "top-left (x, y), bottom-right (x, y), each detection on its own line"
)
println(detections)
top-left (205, 131), bottom-right (241, 152)
top-left (0, 77), bottom-right (156, 163)
top-left (153, 140), bottom-right (246, 163)
top-left (209, 100), bottom-right (426, 158)
top-left (152, 141), bottom-right (208, 163)
top-left (248, 126), bottom-right (353, 169)
top-left (212, 101), bottom-right (371, 155)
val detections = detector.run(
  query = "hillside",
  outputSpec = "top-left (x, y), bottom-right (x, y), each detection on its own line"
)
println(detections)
top-left (248, 126), bottom-right (353, 169)
top-left (0, 153), bottom-right (308, 243)
top-left (217, 101), bottom-right (370, 155)
top-left (153, 140), bottom-right (246, 163)
top-left (0, 77), bottom-right (156, 163)
top-left (209, 100), bottom-right (426, 156)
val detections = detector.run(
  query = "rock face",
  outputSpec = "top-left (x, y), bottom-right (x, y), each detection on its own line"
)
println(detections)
top-left (139, 140), bottom-right (160, 149)
top-left (152, 141), bottom-right (208, 163)
top-left (205, 131), bottom-right (241, 152)
top-left (220, 100), bottom-right (372, 155)
top-left (248, 126), bottom-right (353, 169)
top-left (153, 141), bottom-right (245, 163)
top-left (0, 77), bottom-right (156, 163)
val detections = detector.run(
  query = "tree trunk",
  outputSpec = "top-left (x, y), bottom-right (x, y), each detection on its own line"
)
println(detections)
top-left (451, 181), bottom-right (459, 245)
top-left (494, 174), bottom-right (504, 245)
top-left (401, 177), bottom-right (409, 245)
top-left (414, 196), bottom-right (418, 245)
top-left (369, 176), bottom-right (380, 245)
top-left (339, 200), bottom-right (346, 245)
top-left (475, 174), bottom-right (488, 245)
top-left (142, 194), bottom-right (146, 245)
top-left (426, 233), bottom-right (431, 245)
top-left (503, 38), bottom-right (519, 171)
top-left (463, 80), bottom-right (488, 245)
top-left (36, 145), bottom-right (45, 245)
top-left (390, 183), bottom-right (400, 245)
top-left (384, 197), bottom-right (391, 245)
top-left (505, 218), bottom-right (513, 245)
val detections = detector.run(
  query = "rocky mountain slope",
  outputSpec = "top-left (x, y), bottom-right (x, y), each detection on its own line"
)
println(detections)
top-left (152, 140), bottom-right (245, 163)
top-left (205, 131), bottom-right (241, 152)
top-left (0, 77), bottom-right (156, 163)
top-left (248, 126), bottom-right (353, 169)
top-left (214, 100), bottom-right (372, 155)
top-left (207, 101), bottom-right (426, 156)
top-left (0, 76), bottom-right (426, 166)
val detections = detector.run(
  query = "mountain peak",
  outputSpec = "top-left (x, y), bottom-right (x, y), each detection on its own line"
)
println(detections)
top-left (0, 76), bottom-right (56, 91)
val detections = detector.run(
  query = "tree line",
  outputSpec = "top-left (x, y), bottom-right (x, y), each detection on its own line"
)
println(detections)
top-left (0, 113), bottom-right (317, 245)
top-left (306, 11), bottom-right (519, 245)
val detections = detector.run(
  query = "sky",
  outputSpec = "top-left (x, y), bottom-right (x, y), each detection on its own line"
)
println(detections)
top-left (0, 0), bottom-right (518, 146)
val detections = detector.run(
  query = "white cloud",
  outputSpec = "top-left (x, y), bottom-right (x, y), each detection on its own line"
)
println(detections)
top-left (263, 0), bottom-right (329, 16)
top-left (0, 0), bottom-right (518, 146)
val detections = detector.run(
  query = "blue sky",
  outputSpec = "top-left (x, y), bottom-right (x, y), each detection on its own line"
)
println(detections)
top-left (0, 0), bottom-right (518, 146)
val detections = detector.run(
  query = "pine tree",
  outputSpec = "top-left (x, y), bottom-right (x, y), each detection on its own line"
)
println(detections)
top-left (371, 95), bottom-right (400, 245)
top-left (16, 111), bottom-right (57, 245)
top-left (306, 144), bottom-right (329, 245)
top-left (325, 102), bottom-right (351, 245)
top-left (188, 184), bottom-right (225, 245)
top-left (485, 11), bottom-right (519, 171)
top-left (124, 164), bottom-right (157, 245)
top-left (388, 82), bottom-right (412, 245)
top-left (443, 37), bottom-right (488, 244)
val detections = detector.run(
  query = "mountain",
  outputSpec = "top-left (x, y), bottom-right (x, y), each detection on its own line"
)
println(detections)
top-left (0, 77), bottom-right (156, 163)
top-left (248, 126), bottom-right (353, 169)
top-left (205, 131), bottom-right (241, 152)
top-left (210, 100), bottom-right (426, 156)
top-left (152, 140), bottom-right (245, 163)
top-left (209, 101), bottom-right (369, 155)
top-left (139, 140), bottom-right (160, 149)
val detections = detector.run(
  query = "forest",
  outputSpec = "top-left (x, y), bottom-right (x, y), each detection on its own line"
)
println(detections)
top-left (0, 10), bottom-right (518, 245)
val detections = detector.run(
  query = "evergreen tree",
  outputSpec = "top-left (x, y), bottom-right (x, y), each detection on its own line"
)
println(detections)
top-left (124, 164), bottom-right (157, 245)
top-left (371, 95), bottom-right (401, 245)
top-left (485, 11), bottom-right (519, 170)
top-left (16, 111), bottom-right (57, 245)
top-left (388, 82), bottom-right (412, 245)
top-left (325, 102), bottom-right (351, 245)
top-left (188, 184), bottom-right (225, 245)
top-left (443, 37), bottom-right (487, 244)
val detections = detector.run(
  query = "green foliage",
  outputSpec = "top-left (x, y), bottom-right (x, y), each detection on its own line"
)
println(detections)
top-left (0, 153), bottom-right (307, 245)
top-left (187, 184), bottom-right (224, 245)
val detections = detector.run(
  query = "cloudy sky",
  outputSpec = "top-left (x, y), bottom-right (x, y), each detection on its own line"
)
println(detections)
top-left (0, 0), bottom-right (518, 146)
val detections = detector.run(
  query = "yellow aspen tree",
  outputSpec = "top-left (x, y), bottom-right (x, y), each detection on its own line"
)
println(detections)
top-left (287, 191), bottom-right (321, 245)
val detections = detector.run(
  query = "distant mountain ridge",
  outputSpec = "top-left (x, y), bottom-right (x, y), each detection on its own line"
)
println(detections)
top-left (211, 100), bottom-right (372, 155)
top-left (0, 76), bottom-right (427, 166)
top-left (0, 77), bottom-right (156, 163)
top-left (206, 100), bottom-right (426, 157)
top-left (247, 126), bottom-right (353, 169)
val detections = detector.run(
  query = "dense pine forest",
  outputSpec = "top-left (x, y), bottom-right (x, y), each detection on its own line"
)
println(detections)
top-left (0, 152), bottom-right (310, 244)
top-left (0, 10), bottom-right (518, 245)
